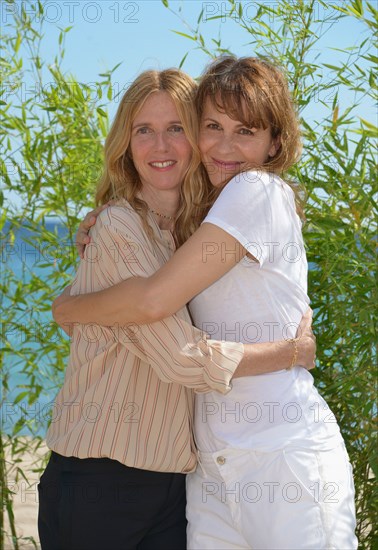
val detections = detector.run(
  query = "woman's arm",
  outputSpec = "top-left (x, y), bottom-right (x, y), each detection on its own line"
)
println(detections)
top-left (54, 216), bottom-right (315, 376)
top-left (66, 207), bottom-right (245, 393)
top-left (53, 222), bottom-right (248, 326)
top-left (235, 308), bottom-right (315, 375)
top-left (53, 223), bottom-right (316, 376)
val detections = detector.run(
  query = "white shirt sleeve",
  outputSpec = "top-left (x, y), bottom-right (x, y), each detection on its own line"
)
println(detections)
top-left (203, 171), bottom-right (280, 266)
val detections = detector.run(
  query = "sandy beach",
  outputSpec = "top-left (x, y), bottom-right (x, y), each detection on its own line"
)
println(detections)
top-left (4, 438), bottom-right (48, 550)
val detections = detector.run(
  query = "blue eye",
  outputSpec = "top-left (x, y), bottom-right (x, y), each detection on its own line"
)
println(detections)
top-left (169, 125), bottom-right (185, 133)
top-left (135, 127), bottom-right (151, 135)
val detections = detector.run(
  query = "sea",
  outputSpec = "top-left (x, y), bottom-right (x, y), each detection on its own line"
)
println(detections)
top-left (2, 220), bottom-right (74, 437)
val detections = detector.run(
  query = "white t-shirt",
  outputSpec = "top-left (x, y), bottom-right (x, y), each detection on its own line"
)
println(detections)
top-left (189, 171), bottom-right (343, 452)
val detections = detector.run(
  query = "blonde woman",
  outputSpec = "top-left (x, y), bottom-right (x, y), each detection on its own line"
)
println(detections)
top-left (41, 67), bottom-right (315, 550)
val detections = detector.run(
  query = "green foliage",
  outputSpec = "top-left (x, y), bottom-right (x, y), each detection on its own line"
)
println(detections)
top-left (1, 0), bottom-right (377, 547)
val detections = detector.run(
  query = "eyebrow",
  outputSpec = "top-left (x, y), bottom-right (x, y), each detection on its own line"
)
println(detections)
top-left (132, 120), bottom-right (183, 129)
top-left (202, 117), bottom-right (257, 130)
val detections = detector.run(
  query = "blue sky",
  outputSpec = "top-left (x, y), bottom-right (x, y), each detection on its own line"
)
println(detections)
top-left (5, 0), bottom-right (374, 124)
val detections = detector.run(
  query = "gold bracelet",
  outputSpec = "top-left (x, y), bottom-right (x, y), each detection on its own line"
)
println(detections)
top-left (288, 337), bottom-right (301, 369)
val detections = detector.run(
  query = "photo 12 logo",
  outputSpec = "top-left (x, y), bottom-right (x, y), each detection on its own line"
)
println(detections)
top-left (200, 1), bottom-right (344, 23)
top-left (201, 479), bottom-right (340, 504)
top-left (1, 2), bottom-right (140, 24)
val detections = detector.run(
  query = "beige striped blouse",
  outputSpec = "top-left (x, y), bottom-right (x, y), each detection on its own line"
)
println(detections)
top-left (46, 203), bottom-right (244, 473)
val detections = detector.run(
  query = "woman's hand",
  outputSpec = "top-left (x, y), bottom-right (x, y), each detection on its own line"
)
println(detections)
top-left (52, 284), bottom-right (74, 335)
top-left (75, 204), bottom-right (109, 258)
top-left (296, 308), bottom-right (316, 370)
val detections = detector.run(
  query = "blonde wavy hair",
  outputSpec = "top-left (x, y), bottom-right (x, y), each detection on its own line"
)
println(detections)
top-left (96, 69), bottom-right (208, 246)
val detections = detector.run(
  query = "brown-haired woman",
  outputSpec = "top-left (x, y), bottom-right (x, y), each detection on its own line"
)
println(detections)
top-left (41, 66), bottom-right (315, 550)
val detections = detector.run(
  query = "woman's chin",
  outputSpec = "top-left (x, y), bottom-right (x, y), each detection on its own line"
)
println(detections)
top-left (209, 174), bottom-right (228, 188)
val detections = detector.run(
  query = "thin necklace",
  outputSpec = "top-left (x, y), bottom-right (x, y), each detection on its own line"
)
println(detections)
top-left (149, 208), bottom-right (175, 221)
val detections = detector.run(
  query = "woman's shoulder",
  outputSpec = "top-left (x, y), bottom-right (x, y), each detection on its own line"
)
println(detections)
top-left (220, 170), bottom-right (283, 193)
top-left (236, 170), bottom-right (294, 202)
top-left (98, 199), bottom-right (140, 224)
top-left (238, 169), bottom-right (285, 187)
top-left (91, 200), bottom-right (146, 239)
top-left (213, 170), bottom-right (283, 207)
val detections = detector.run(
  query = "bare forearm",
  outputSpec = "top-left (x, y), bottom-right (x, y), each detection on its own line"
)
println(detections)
top-left (234, 325), bottom-right (315, 377)
top-left (52, 278), bottom-right (154, 327)
top-left (233, 340), bottom-right (292, 378)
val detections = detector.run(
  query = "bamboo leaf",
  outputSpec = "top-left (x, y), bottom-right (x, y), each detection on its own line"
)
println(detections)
top-left (359, 118), bottom-right (378, 136)
top-left (197, 8), bottom-right (204, 24)
top-left (171, 31), bottom-right (197, 41)
top-left (179, 52), bottom-right (189, 69)
top-left (14, 33), bottom-right (22, 54)
top-left (111, 62), bottom-right (123, 73)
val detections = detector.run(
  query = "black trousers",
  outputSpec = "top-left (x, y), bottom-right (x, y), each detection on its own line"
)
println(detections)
top-left (38, 452), bottom-right (187, 550)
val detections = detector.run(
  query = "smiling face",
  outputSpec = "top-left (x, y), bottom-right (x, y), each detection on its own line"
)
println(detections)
top-left (198, 98), bottom-right (280, 188)
top-left (130, 91), bottom-right (192, 196)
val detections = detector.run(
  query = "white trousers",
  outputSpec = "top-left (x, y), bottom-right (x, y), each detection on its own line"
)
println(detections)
top-left (186, 443), bottom-right (357, 549)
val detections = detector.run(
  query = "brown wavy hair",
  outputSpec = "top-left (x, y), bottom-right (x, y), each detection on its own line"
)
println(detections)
top-left (195, 56), bottom-right (303, 215)
top-left (95, 69), bottom-right (207, 246)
